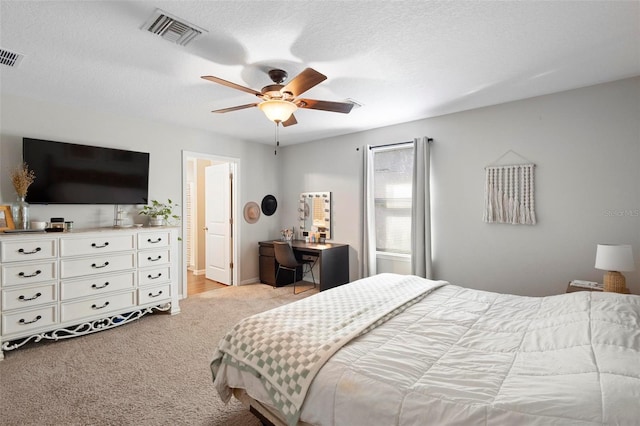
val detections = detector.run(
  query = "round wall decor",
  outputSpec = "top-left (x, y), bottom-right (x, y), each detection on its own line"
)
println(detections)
top-left (261, 194), bottom-right (277, 216)
top-left (243, 201), bottom-right (261, 224)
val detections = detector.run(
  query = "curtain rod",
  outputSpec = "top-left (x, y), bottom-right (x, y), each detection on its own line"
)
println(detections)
top-left (368, 138), bottom-right (433, 150)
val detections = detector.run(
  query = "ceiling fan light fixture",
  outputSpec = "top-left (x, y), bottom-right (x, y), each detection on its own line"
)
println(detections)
top-left (258, 100), bottom-right (298, 123)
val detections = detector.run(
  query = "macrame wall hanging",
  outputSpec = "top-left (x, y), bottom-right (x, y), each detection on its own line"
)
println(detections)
top-left (483, 150), bottom-right (536, 225)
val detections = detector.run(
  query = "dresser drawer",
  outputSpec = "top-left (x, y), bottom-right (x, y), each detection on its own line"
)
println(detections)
top-left (60, 272), bottom-right (136, 301)
top-left (1, 261), bottom-right (57, 286)
top-left (60, 291), bottom-right (136, 323)
top-left (60, 234), bottom-right (135, 257)
top-left (0, 239), bottom-right (57, 262)
top-left (2, 305), bottom-right (58, 336)
top-left (259, 245), bottom-right (275, 257)
top-left (138, 266), bottom-right (170, 286)
top-left (137, 232), bottom-right (170, 249)
top-left (137, 249), bottom-right (170, 268)
top-left (138, 283), bottom-right (171, 305)
top-left (2, 282), bottom-right (57, 311)
top-left (60, 252), bottom-right (135, 278)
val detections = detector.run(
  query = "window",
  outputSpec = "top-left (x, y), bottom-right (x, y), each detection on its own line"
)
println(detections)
top-left (373, 144), bottom-right (414, 255)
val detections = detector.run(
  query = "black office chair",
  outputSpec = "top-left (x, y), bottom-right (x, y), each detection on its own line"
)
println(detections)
top-left (273, 241), bottom-right (316, 294)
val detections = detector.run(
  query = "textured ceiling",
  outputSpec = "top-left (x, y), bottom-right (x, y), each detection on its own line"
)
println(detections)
top-left (1, 1), bottom-right (639, 146)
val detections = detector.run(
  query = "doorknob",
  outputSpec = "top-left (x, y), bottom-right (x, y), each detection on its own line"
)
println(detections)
top-left (203, 227), bottom-right (208, 231)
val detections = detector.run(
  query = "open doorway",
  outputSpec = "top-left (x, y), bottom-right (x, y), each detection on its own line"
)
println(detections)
top-left (181, 151), bottom-right (240, 298)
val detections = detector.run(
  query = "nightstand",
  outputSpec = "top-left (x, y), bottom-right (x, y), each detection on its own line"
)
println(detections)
top-left (566, 283), bottom-right (603, 293)
top-left (566, 283), bottom-right (632, 294)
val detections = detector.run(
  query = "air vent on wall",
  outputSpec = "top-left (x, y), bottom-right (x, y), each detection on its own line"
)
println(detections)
top-left (0, 48), bottom-right (24, 68)
top-left (142, 9), bottom-right (206, 47)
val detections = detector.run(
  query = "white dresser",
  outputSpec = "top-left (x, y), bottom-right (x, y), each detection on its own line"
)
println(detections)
top-left (0, 227), bottom-right (180, 359)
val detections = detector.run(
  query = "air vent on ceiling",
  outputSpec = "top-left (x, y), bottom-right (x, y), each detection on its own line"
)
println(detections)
top-left (0, 48), bottom-right (24, 68)
top-left (142, 9), bottom-right (206, 47)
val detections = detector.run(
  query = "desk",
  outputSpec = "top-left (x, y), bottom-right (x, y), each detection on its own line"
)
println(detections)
top-left (259, 240), bottom-right (349, 291)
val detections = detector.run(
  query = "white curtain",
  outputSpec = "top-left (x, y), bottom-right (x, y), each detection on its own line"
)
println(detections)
top-left (362, 145), bottom-right (377, 277)
top-left (411, 137), bottom-right (432, 278)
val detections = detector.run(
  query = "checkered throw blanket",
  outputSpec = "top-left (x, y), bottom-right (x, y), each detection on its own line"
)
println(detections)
top-left (210, 274), bottom-right (448, 425)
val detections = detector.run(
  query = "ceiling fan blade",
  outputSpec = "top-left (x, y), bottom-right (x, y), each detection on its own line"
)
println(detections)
top-left (282, 114), bottom-right (297, 127)
top-left (212, 103), bottom-right (259, 113)
top-left (281, 68), bottom-right (327, 97)
top-left (297, 98), bottom-right (354, 114)
top-left (201, 75), bottom-right (262, 97)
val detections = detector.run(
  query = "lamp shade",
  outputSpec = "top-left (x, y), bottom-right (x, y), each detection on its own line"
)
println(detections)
top-left (595, 244), bottom-right (636, 272)
top-left (258, 100), bottom-right (297, 123)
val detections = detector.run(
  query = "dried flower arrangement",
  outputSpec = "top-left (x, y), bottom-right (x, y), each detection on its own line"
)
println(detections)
top-left (280, 228), bottom-right (293, 241)
top-left (10, 162), bottom-right (36, 197)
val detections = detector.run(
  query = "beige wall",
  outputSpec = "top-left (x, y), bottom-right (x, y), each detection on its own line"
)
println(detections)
top-left (194, 158), bottom-right (212, 272)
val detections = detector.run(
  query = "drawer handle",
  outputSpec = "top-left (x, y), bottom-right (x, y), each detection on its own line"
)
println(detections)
top-left (91, 301), bottom-right (110, 310)
top-left (147, 255), bottom-right (162, 262)
top-left (148, 290), bottom-right (163, 298)
top-left (19, 315), bottom-right (42, 325)
top-left (147, 238), bottom-right (162, 244)
top-left (18, 292), bottom-right (42, 301)
top-left (18, 247), bottom-right (42, 255)
top-left (147, 273), bottom-right (163, 280)
top-left (91, 282), bottom-right (110, 290)
top-left (91, 242), bottom-right (110, 248)
top-left (18, 270), bottom-right (42, 278)
top-left (91, 262), bottom-right (110, 269)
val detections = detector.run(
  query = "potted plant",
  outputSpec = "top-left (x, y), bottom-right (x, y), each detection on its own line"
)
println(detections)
top-left (139, 199), bottom-right (180, 226)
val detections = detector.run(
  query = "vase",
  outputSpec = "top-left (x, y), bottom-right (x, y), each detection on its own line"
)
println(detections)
top-left (13, 196), bottom-right (30, 230)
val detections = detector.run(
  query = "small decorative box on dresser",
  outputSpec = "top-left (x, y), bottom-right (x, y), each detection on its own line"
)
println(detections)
top-left (0, 227), bottom-right (180, 359)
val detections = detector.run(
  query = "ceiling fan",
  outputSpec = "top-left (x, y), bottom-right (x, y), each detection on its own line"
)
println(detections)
top-left (201, 68), bottom-right (354, 127)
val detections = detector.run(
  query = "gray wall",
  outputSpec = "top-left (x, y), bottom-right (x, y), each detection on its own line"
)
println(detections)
top-left (278, 77), bottom-right (640, 296)
top-left (0, 94), bottom-right (282, 288)
top-left (2, 78), bottom-right (638, 296)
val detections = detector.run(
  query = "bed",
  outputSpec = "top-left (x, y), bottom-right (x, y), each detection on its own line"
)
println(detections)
top-left (211, 273), bottom-right (640, 425)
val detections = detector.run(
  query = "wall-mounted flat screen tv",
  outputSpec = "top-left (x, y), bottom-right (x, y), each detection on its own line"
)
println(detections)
top-left (23, 138), bottom-right (150, 205)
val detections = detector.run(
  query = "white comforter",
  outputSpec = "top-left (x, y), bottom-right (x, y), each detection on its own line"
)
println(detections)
top-left (302, 280), bottom-right (640, 425)
top-left (216, 274), bottom-right (640, 425)
top-left (212, 274), bottom-right (447, 424)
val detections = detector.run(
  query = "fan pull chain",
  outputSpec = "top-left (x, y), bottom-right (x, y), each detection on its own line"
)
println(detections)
top-left (274, 122), bottom-right (280, 155)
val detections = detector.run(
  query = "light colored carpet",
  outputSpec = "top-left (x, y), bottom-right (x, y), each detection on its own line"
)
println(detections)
top-left (0, 282), bottom-right (318, 425)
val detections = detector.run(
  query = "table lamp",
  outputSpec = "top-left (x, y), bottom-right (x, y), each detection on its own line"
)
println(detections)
top-left (594, 244), bottom-right (635, 293)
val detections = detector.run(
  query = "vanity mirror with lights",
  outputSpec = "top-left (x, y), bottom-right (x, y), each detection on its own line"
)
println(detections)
top-left (299, 192), bottom-right (331, 240)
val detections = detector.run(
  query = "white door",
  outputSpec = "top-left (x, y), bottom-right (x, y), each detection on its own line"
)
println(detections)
top-left (205, 163), bottom-right (232, 285)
